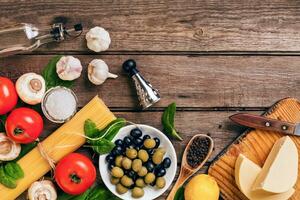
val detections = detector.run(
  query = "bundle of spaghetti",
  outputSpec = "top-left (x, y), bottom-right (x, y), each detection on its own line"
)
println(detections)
top-left (0, 96), bottom-right (116, 200)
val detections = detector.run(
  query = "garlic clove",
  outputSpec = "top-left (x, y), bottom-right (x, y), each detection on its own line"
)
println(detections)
top-left (56, 56), bottom-right (82, 81)
top-left (86, 26), bottom-right (111, 52)
top-left (28, 180), bottom-right (57, 200)
top-left (16, 73), bottom-right (46, 105)
top-left (0, 133), bottom-right (21, 161)
top-left (88, 59), bottom-right (118, 85)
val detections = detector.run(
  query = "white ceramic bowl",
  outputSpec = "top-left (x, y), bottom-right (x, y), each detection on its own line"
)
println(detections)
top-left (99, 124), bottom-right (177, 200)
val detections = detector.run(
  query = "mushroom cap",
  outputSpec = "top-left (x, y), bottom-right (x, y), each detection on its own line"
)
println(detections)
top-left (16, 73), bottom-right (46, 105)
top-left (28, 180), bottom-right (57, 200)
top-left (86, 26), bottom-right (111, 52)
top-left (0, 133), bottom-right (21, 161)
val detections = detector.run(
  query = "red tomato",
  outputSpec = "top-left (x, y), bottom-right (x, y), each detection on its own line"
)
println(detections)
top-left (55, 153), bottom-right (96, 195)
top-left (6, 107), bottom-right (43, 144)
top-left (0, 77), bottom-right (18, 115)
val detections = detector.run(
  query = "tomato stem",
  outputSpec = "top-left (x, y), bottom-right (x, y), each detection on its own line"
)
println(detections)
top-left (14, 127), bottom-right (24, 135)
top-left (70, 173), bottom-right (81, 184)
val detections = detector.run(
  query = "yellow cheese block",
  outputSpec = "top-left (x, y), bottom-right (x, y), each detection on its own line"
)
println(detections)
top-left (252, 136), bottom-right (298, 193)
top-left (0, 96), bottom-right (116, 200)
top-left (235, 154), bottom-right (295, 200)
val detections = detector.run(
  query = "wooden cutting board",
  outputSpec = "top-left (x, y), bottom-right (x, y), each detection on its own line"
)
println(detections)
top-left (208, 98), bottom-right (300, 200)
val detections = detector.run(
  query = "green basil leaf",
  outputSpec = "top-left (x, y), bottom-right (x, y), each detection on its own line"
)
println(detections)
top-left (174, 186), bottom-right (185, 200)
top-left (162, 102), bottom-right (182, 140)
top-left (42, 55), bottom-right (74, 89)
top-left (0, 115), bottom-right (7, 132)
top-left (0, 165), bottom-right (16, 189)
top-left (102, 118), bottom-right (126, 141)
top-left (90, 138), bottom-right (115, 155)
top-left (87, 185), bottom-right (120, 200)
top-left (58, 188), bottom-right (91, 200)
top-left (4, 162), bottom-right (24, 179)
top-left (84, 119), bottom-right (100, 139)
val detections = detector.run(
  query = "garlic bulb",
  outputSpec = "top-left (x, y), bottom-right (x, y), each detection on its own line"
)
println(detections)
top-left (86, 27), bottom-right (111, 52)
top-left (0, 133), bottom-right (21, 161)
top-left (56, 56), bottom-right (82, 81)
top-left (28, 180), bottom-right (57, 200)
top-left (88, 59), bottom-right (118, 85)
top-left (16, 73), bottom-right (46, 105)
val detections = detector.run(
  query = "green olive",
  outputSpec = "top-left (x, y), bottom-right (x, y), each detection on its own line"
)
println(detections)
top-left (144, 172), bottom-right (156, 184)
top-left (115, 155), bottom-right (123, 167)
top-left (110, 177), bottom-right (120, 185)
top-left (152, 148), bottom-right (166, 165)
top-left (136, 178), bottom-right (146, 188)
top-left (138, 166), bottom-right (148, 177)
top-left (132, 159), bottom-right (142, 172)
top-left (143, 138), bottom-right (156, 149)
top-left (116, 183), bottom-right (128, 194)
top-left (121, 157), bottom-right (132, 170)
top-left (156, 177), bottom-right (166, 188)
top-left (132, 187), bottom-right (144, 198)
top-left (126, 148), bottom-right (138, 159)
top-left (138, 149), bottom-right (149, 162)
top-left (111, 167), bottom-right (124, 178)
top-left (121, 175), bottom-right (134, 187)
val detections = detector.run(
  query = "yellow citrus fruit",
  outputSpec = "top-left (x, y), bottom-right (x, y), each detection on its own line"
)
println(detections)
top-left (184, 174), bottom-right (220, 200)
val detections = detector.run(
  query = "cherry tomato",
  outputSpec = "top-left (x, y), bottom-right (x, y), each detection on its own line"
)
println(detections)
top-left (55, 153), bottom-right (96, 195)
top-left (6, 107), bottom-right (43, 144)
top-left (0, 77), bottom-right (18, 115)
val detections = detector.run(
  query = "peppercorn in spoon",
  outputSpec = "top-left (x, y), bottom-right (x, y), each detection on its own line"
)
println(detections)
top-left (166, 134), bottom-right (214, 200)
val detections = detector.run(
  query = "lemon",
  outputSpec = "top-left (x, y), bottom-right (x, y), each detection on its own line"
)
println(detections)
top-left (184, 174), bottom-right (220, 200)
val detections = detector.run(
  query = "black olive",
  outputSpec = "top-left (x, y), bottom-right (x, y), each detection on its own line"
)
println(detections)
top-left (134, 138), bottom-right (143, 148)
top-left (111, 146), bottom-right (123, 156)
top-left (147, 148), bottom-right (155, 156)
top-left (108, 163), bottom-right (114, 171)
top-left (150, 181), bottom-right (156, 186)
top-left (156, 168), bottom-right (166, 177)
top-left (123, 136), bottom-right (133, 146)
top-left (105, 154), bottom-right (115, 163)
top-left (145, 161), bottom-right (155, 172)
top-left (162, 157), bottom-right (171, 168)
top-left (114, 139), bottom-right (123, 146)
top-left (154, 137), bottom-right (160, 148)
top-left (130, 128), bottom-right (143, 138)
top-left (127, 171), bottom-right (138, 181)
top-left (143, 135), bottom-right (151, 141)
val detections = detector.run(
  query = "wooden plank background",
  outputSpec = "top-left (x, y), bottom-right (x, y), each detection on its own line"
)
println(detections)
top-left (0, 0), bottom-right (299, 199)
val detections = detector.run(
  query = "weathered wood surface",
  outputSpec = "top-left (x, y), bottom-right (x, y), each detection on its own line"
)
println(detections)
top-left (1, 0), bottom-right (300, 52)
top-left (1, 55), bottom-right (299, 109)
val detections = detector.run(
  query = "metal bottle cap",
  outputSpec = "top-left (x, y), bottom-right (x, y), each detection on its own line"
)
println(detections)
top-left (123, 59), bottom-right (160, 109)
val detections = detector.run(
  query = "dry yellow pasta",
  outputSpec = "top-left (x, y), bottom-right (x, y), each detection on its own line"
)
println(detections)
top-left (0, 96), bottom-right (115, 200)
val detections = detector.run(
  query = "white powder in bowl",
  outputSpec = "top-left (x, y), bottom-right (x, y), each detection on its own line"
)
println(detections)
top-left (44, 87), bottom-right (77, 122)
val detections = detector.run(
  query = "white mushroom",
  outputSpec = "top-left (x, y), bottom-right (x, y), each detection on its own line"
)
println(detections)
top-left (88, 59), bottom-right (118, 85)
top-left (85, 26), bottom-right (111, 52)
top-left (16, 73), bottom-right (46, 105)
top-left (0, 133), bottom-right (21, 161)
top-left (56, 56), bottom-right (82, 81)
top-left (28, 180), bottom-right (57, 200)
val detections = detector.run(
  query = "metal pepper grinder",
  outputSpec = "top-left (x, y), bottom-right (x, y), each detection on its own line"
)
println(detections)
top-left (123, 59), bottom-right (160, 109)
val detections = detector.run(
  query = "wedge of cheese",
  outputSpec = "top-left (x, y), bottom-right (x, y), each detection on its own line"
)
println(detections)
top-left (235, 154), bottom-right (295, 200)
top-left (252, 136), bottom-right (298, 193)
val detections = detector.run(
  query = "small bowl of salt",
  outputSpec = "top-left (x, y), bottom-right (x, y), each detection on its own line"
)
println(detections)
top-left (41, 86), bottom-right (78, 123)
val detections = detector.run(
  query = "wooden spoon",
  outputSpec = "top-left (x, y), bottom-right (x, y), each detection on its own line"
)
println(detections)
top-left (166, 134), bottom-right (214, 200)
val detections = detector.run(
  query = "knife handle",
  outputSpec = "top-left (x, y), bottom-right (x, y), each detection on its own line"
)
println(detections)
top-left (230, 113), bottom-right (296, 135)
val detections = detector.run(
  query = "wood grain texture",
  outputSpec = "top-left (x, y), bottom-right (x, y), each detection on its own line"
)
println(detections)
top-left (208, 98), bottom-right (300, 200)
top-left (0, 55), bottom-right (299, 108)
top-left (1, 0), bottom-right (300, 52)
